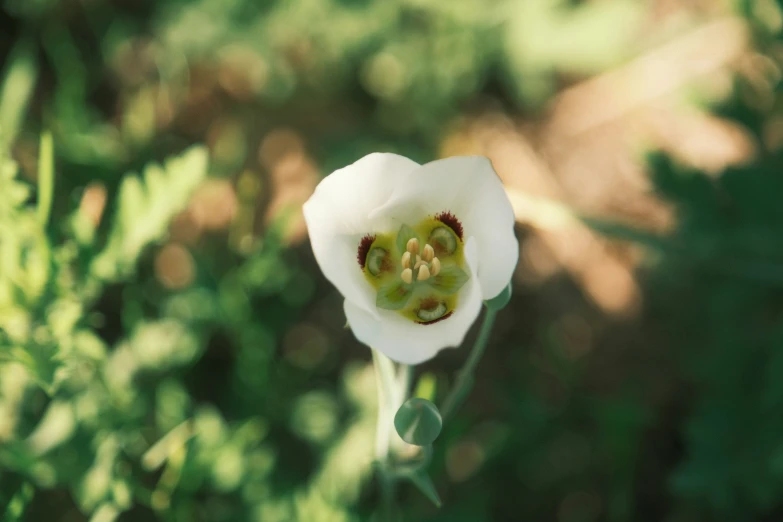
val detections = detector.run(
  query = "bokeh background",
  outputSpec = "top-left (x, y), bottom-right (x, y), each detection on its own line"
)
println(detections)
top-left (2, 0), bottom-right (783, 520)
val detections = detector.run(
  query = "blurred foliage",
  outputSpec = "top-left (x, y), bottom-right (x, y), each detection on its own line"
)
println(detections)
top-left (3, 0), bottom-right (783, 521)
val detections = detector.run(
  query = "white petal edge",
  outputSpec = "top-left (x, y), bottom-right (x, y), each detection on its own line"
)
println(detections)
top-left (303, 153), bottom-right (420, 315)
top-left (343, 238), bottom-right (483, 365)
top-left (368, 156), bottom-right (518, 300)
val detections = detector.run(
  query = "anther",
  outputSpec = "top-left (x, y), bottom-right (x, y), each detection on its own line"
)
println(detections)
top-left (417, 264), bottom-right (431, 281)
top-left (406, 238), bottom-right (420, 255)
top-left (401, 268), bottom-right (413, 284)
top-left (401, 251), bottom-right (411, 269)
top-left (422, 244), bottom-right (435, 262)
top-left (430, 257), bottom-right (441, 277)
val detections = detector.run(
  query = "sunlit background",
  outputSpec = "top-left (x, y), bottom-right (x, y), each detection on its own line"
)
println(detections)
top-left (2, 0), bottom-right (783, 520)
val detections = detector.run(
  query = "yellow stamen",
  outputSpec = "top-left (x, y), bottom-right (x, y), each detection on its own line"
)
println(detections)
top-left (401, 251), bottom-right (411, 269)
top-left (417, 264), bottom-right (431, 281)
top-left (401, 268), bottom-right (413, 284)
top-left (422, 244), bottom-right (435, 262)
top-left (430, 257), bottom-right (441, 277)
top-left (406, 238), bottom-right (419, 255)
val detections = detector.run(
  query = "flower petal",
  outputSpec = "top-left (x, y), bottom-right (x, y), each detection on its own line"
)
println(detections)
top-left (369, 156), bottom-right (518, 299)
top-left (344, 238), bottom-right (483, 364)
top-left (303, 153), bottom-right (420, 314)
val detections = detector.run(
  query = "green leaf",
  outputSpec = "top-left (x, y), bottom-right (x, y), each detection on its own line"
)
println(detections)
top-left (90, 146), bottom-right (208, 282)
top-left (36, 131), bottom-right (54, 226)
top-left (408, 470), bottom-right (442, 508)
top-left (427, 265), bottom-right (469, 295)
top-left (395, 224), bottom-right (417, 255)
top-left (0, 40), bottom-right (37, 148)
top-left (376, 280), bottom-right (413, 310)
top-left (484, 282), bottom-right (512, 310)
top-left (394, 397), bottom-right (442, 446)
top-left (3, 481), bottom-right (33, 522)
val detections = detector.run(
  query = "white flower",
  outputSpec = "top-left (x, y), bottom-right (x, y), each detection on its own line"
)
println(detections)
top-left (303, 153), bottom-right (518, 364)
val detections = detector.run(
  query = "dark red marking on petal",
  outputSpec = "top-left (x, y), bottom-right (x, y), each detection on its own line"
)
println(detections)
top-left (435, 211), bottom-right (463, 240)
top-left (416, 311), bottom-right (454, 325)
top-left (357, 234), bottom-right (376, 268)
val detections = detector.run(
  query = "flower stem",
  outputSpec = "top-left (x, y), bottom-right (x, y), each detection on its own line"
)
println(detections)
top-left (378, 469), bottom-right (397, 521)
top-left (398, 363), bottom-right (414, 403)
top-left (372, 349), bottom-right (400, 521)
top-left (440, 305), bottom-right (498, 421)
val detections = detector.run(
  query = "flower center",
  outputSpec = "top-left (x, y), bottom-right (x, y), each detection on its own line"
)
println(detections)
top-left (357, 213), bottom-right (469, 324)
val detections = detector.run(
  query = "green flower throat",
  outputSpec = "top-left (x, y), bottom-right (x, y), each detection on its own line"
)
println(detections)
top-left (357, 213), bottom-right (469, 324)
